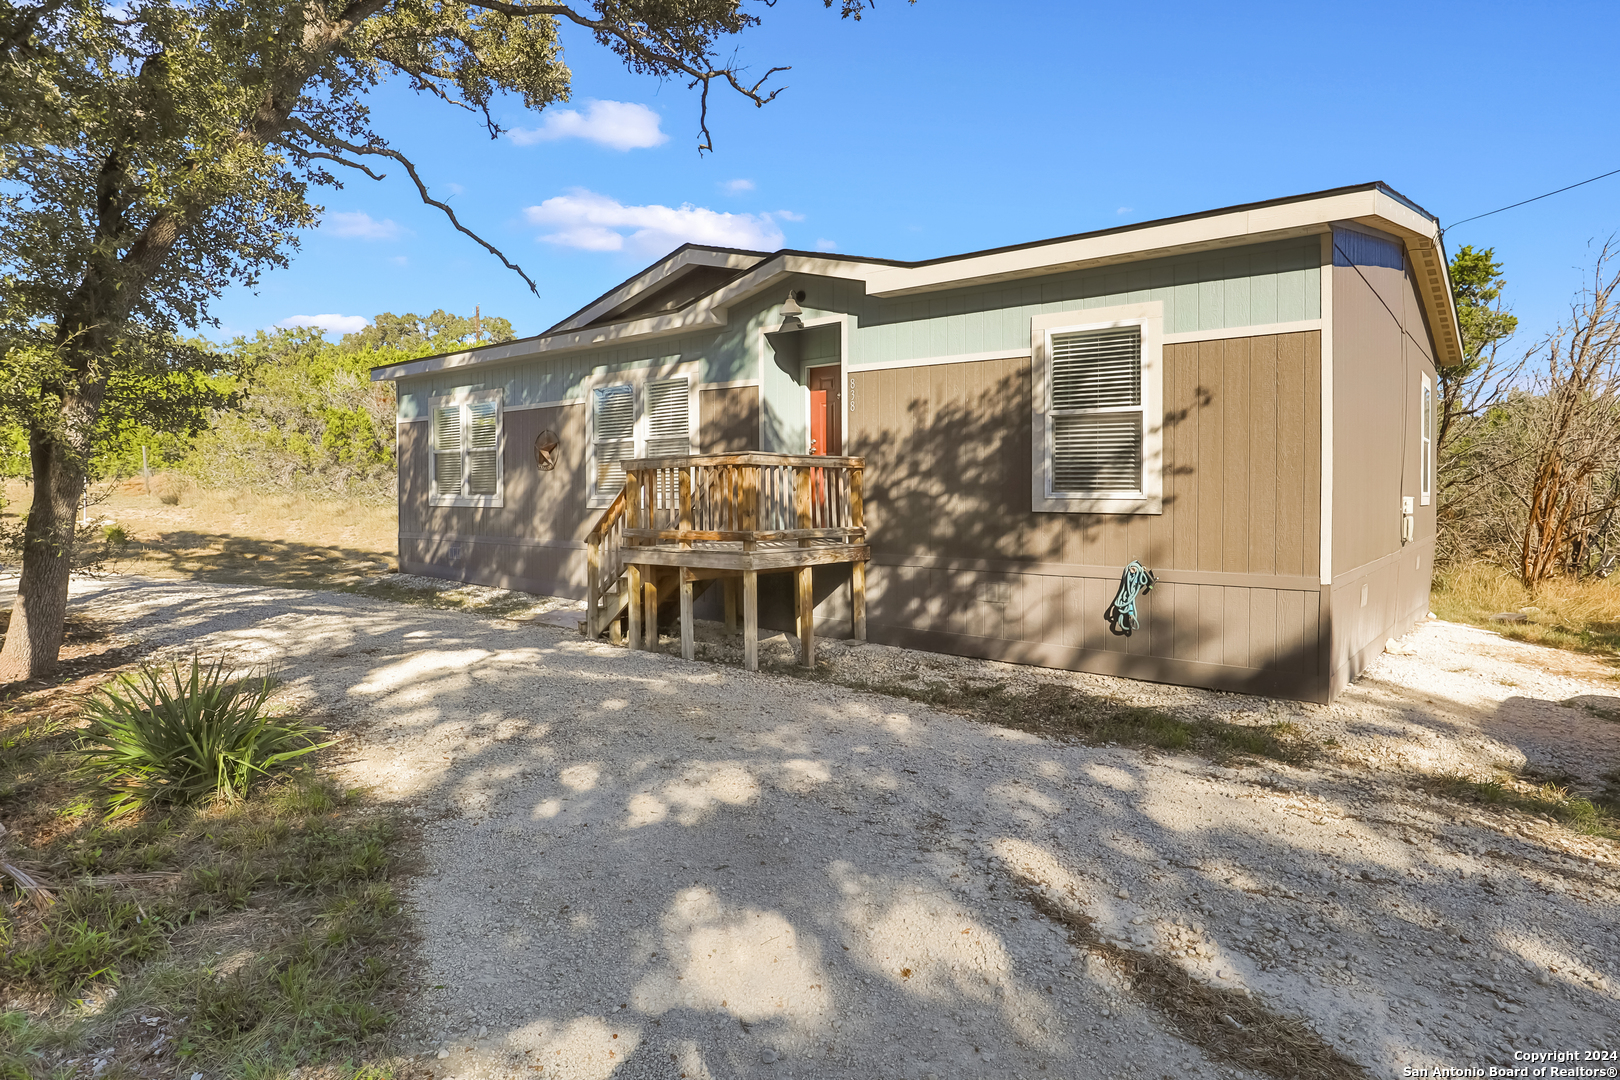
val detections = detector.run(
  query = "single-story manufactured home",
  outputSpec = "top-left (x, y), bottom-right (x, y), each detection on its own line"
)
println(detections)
top-left (371, 182), bottom-right (1454, 703)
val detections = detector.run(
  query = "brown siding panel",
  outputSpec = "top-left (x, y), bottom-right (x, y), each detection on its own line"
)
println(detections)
top-left (700, 387), bottom-right (761, 452)
top-left (399, 402), bottom-right (591, 597)
top-left (850, 332), bottom-right (1326, 700)
top-left (1328, 254), bottom-right (1439, 694)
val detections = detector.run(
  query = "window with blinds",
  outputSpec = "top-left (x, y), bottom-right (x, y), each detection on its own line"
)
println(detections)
top-left (589, 375), bottom-right (693, 504)
top-left (1420, 374), bottom-right (1433, 505)
top-left (428, 391), bottom-right (503, 505)
top-left (592, 384), bottom-right (635, 491)
top-left (1047, 325), bottom-right (1143, 493)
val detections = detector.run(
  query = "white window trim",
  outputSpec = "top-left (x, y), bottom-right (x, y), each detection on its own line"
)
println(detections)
top-left (1420, 372), bottom-right (1433, 506)
top-left (586, 362), bottom-right (701, 508)
top-left (1030, 303), bottom-right (1164, 515)
top-left (428, 388), bottom-right (504, 508)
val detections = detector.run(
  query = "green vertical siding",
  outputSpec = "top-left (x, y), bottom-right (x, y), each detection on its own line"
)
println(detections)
top-left (845, 237), bottom-right (1320, 368)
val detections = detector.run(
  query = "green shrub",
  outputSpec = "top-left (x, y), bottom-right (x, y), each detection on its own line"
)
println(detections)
top-left (78, 658), bottom-right (330, 816)
top-left (102, 523), bottom-right (129, 546)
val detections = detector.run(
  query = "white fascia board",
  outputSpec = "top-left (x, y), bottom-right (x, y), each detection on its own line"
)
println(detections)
top-left (373, 303), bottom-right (733, 382)
top-left (861, 191), bottom-right (1384, 299)
top-left (548, 247), bottom-right (767, 334)
top-left (1348, 190), bottom-right (1463, 368)
top-left (373, 254), bottom-right (878, 383)
top-left (373, 187), bottom-right (1464, 382)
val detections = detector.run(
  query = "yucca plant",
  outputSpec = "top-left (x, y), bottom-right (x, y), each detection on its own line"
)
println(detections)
top-left (78, 658), bottom-right (331, 817)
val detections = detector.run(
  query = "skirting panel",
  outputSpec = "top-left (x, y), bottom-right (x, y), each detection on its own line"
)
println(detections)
top-left (866, 560), bottom-right (1326, 702)
top-left (401, 535), bottom-right (586, 600)
top-left (870, 625), bottom-right (1329, 702)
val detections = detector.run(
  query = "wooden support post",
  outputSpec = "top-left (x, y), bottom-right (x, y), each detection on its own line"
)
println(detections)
top-left (742, 569), bottom-right (759, 672)
top-left (644, 575), bottom-right (659, 651)
top-left (797, 565), bottom-right (815, 667)
top-left (627, 564), bottom-right (643, 650)
top-left (723, 576), bottom-right (738, 634)
top-left (852, 560), bottom-right (867, 641)
top-left (679, 569), bottom-right (695, 661)
top-left (585, 536), bottom-right (601, 637)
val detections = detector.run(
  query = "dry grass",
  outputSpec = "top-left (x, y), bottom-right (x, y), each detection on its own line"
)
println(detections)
top-left (3, 479), bottom-right (398, 592)
top-left (1431, 560), bottom-right (1620, 661)
top-left (0, 658), bottom-right (410, 1080)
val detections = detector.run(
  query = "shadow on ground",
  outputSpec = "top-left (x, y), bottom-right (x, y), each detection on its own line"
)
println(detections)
top-left (116, 531), bottom-right (395, 591)
top-left (63, 580), bottom-right (1620, 1080)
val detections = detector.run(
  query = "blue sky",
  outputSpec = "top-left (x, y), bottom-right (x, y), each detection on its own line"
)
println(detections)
top-left (218, 0), bottom-right (1620, 355)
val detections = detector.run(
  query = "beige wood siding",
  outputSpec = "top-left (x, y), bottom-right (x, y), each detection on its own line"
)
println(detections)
top-left (399, 403), bottom-right (592, 597)
top-left (699, 386), bottom-right (760, 452)
top-left (1327, 257), bottom-right (1439, 694)
top-left (848, 332), bottom-right (1325, 696)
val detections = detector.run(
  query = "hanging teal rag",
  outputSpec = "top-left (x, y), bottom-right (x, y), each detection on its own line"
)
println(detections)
top-left (1106, 560), bottom-right (1156, 636)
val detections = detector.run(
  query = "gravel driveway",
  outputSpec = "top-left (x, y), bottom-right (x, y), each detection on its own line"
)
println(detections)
top-left (70, 577), bottom-right (1620, 1080)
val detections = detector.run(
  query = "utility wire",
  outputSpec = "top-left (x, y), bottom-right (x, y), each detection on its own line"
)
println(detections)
top-left (1442, 167), bottom-right (1620, 235)
top-left (1330, 239), bottom-right (1435, 359)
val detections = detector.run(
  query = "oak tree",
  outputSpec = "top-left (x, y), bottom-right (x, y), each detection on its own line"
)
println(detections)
top-left (0, 0), bottom-right (883, 680)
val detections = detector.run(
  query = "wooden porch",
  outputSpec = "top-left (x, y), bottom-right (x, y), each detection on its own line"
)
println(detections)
top-left (583, 453), bottom-right (870, 670)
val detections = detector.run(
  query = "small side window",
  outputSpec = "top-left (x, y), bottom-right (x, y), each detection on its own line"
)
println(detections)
top-left (1420, 373), bottom-right (1432, 506)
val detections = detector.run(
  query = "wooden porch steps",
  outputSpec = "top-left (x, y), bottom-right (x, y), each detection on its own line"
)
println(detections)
top-left (582, 453), bottom-right (869, 670)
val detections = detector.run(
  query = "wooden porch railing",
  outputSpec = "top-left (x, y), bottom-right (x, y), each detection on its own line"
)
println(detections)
top-left (620, 453), bottom-right (864, 544)
top-left (582, 453), bottom-right (868, 669)
top-left (583, 486), bottom-right (627, 640)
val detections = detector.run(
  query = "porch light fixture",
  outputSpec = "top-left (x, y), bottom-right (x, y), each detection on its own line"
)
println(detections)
top-left (777, 291), bottom-right (805, 334)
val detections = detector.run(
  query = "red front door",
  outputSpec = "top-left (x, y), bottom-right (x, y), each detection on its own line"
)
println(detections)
top-left (807, 366), bottom-right (842, 455)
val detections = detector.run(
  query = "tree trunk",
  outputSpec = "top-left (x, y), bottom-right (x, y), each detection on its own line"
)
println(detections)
top-left (0, 420), bottom-right (90, 682)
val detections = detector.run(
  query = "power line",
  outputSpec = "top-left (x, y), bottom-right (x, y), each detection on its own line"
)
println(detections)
top-left (1331, 239), bottom-right (1434, 359)
top-left (1442, 167), bottom-right (1620, 235)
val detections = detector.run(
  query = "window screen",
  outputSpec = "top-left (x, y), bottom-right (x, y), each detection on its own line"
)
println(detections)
top-left (433, 404), bottom-right (463, 494)
top-left (592, 384), bottom-right (635, 491)
top-left (645, 377), bottom-right (692, 458)
top-left (430, 394), bottom-right (502, 503)
top-left (466, 399), bottom-right (500, 496)
top-left (1048, 326), bottom-right (1144, 494)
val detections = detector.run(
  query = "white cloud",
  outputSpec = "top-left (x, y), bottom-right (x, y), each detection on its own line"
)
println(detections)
top-left (278, 314), bottom-right (369, 334)
top-left (722, 178), bottom-right (755, 194)
top-left (1116, 206), bottom-right (1133, 216)
top-left (391, 255), bottom-right (409, 267)
top-left (444, 182), bottom-right (466, 196)
top-left (815, 238), bottom-right (838, 252)
top-left (525, 188), bottom-right (785, 255)
top-left (509, 101), bottom-right (668, 151)
top-left (774, 210), bottom-right (805, 222)
top-left (325, 211), bottom-right (404, 241)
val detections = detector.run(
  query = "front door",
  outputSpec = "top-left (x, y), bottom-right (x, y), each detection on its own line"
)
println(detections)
top-left (807, 365), bottom-right (842, 455)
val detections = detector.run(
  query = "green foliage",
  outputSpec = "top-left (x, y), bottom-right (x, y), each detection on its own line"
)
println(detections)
top-left (0, 1009), bottom-right (60, 1080)
top-left (1451, 245), bottom-right (1520, 372)
top-left (179, 311), bottom-right (516, 501)
top-left (78, 658), bottom-right (331, 816)
top-left (340, 309), bottom-right (515, 353)
top-left (1421, 770), bottom-right (1620, 839)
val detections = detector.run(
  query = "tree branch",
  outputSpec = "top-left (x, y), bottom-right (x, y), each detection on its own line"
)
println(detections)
top-left (0, 0), bottom-right (67, 63)
top-left (280, 142), bottom-right (388, 181)
top-left (286, 121), bottom-right (539, 297)
top-left (459, 0), bottom-right (789, 151)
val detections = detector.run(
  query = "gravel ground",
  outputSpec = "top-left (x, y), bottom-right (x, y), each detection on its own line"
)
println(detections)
top-left (65, 575), bottom-right (1620, 1080)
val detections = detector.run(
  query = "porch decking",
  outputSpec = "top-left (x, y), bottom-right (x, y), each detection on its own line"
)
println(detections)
top-left (584, 453), bottom-right (870, 670)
